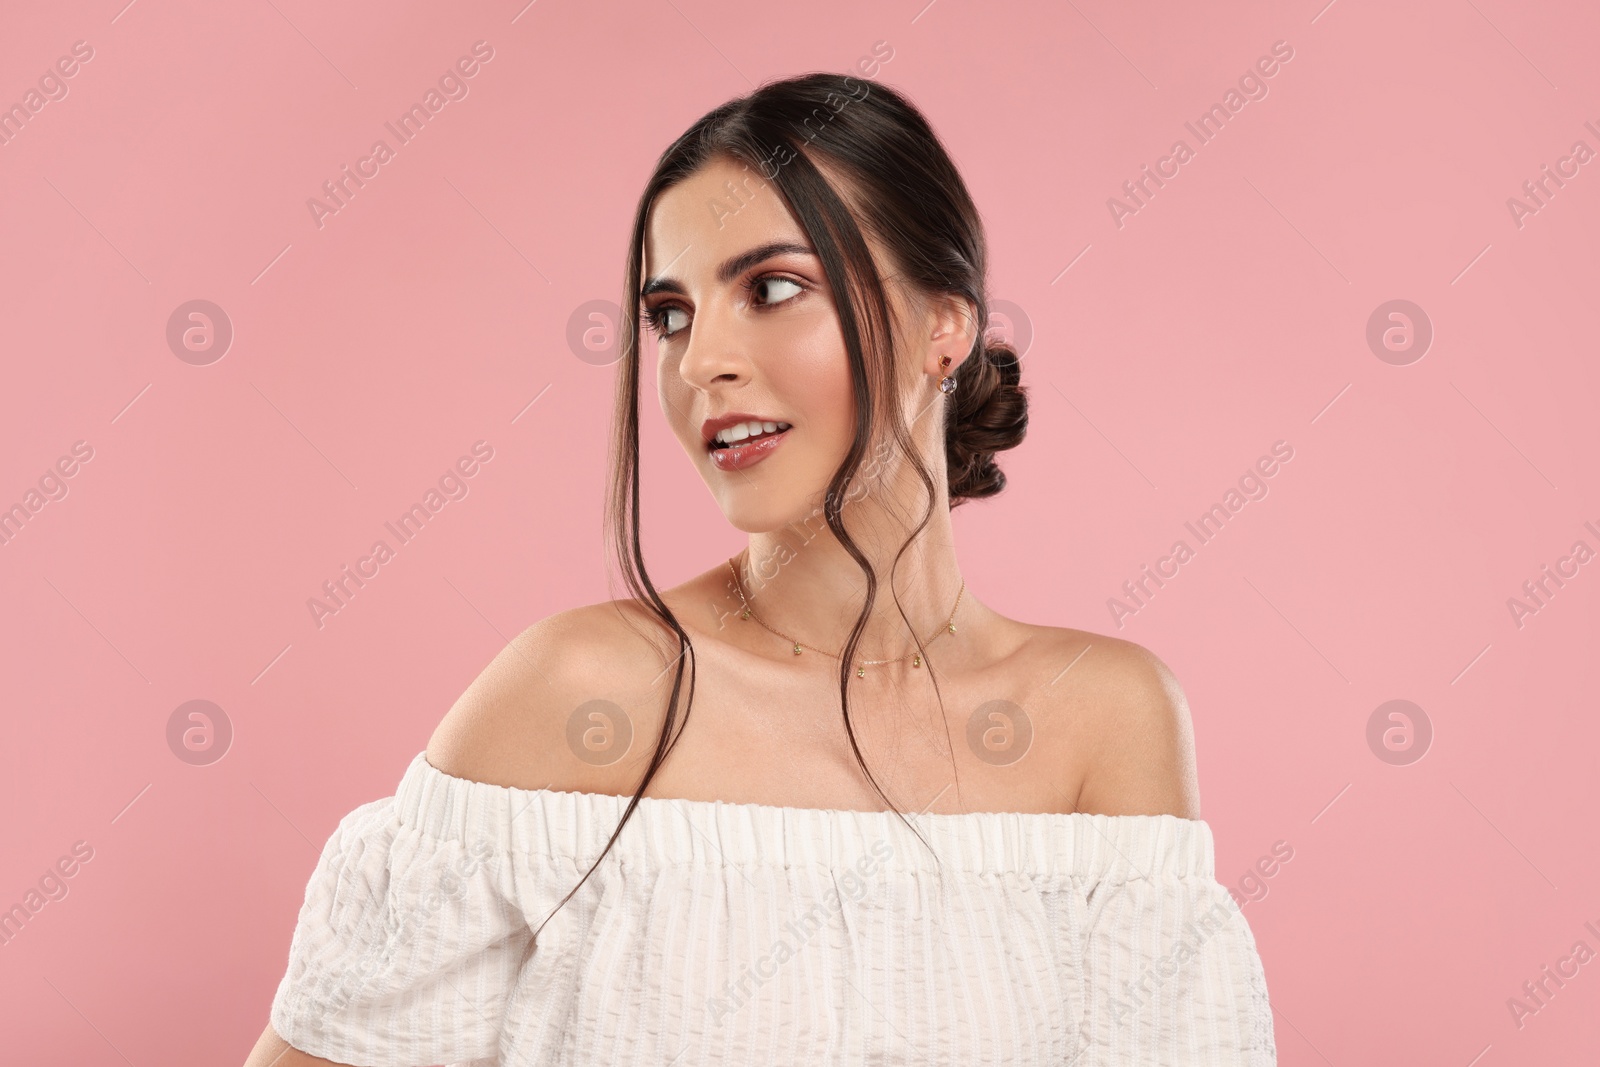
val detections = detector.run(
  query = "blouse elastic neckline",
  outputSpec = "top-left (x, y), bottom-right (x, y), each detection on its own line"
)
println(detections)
top-left (396, 751), bottom-right (1215, 882)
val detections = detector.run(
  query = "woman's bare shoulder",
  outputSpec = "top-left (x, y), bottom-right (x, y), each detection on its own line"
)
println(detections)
top-left (1025, 624), bottom-right (1202, 818)
top-left (424, 598), bottom-right (679, 793)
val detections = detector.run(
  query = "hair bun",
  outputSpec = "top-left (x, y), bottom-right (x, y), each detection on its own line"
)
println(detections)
top-left (945, 340), bottom-right (1028, 506)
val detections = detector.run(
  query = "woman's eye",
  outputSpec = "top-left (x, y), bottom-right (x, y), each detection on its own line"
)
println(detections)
top-left (644, 305), bottom-right (688, 338)
top-left (643, 275), bottom-right (804, 341)
top-left (752, 276), bottom-right (803, 306)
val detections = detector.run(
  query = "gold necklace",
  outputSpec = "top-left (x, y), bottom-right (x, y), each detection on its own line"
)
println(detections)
top-left (725, 555), bottom-right (965, 678)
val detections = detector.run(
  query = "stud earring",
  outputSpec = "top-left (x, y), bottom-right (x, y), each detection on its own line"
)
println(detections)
top-left (938, 354), bottom-right (956, 395)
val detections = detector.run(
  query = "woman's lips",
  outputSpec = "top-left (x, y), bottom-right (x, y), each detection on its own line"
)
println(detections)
top-left (708, 427), bottom-right (791, 472)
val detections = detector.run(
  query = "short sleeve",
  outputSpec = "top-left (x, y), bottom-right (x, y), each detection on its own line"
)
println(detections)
top-left (1079, 864), bottom-right (1277, 1065)
top-left (269, 791), bottom-right (529, 1066)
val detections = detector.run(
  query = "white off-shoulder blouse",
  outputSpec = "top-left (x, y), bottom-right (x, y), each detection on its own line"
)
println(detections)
top-left (270, 752), bottom-right (1277, 1066)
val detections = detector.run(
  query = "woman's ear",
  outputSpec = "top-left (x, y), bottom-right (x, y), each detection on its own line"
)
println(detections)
top-left (924, 293), bottom-right (979, 377)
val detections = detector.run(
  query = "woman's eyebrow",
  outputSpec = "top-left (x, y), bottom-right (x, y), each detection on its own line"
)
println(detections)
top-left (640, 240), bottom-right (816, 300)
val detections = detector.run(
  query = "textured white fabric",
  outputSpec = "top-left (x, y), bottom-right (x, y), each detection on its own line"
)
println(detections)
top-left (270, 752), bottom-right (1276, 1066)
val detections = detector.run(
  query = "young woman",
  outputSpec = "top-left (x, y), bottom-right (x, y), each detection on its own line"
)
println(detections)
top-left (246, 72), bottom-right (1275, 1066)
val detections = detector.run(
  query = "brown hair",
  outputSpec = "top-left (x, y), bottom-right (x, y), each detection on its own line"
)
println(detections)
top-left (533, 71), bottom-right (1027, 936)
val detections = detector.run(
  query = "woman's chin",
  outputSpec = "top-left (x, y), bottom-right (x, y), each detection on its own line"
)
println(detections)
top-left (708, 491), bottom-right (819, 535)
top-left (718, 506), bottom-right (805, 535)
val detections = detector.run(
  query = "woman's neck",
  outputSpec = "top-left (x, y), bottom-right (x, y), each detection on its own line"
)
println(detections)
top-left (732, 521), bottom-right (969, 664)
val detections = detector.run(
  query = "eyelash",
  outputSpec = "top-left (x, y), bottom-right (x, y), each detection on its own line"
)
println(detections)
top-left (640, 274), bottom-right (806, 340)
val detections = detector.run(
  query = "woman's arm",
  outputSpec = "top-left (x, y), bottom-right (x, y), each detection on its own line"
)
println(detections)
top-left (241, 1023), bottom-right (357, 1067)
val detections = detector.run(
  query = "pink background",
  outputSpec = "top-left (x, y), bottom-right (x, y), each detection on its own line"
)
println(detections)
top-left (2, 0), bottom-right (1597, 1062)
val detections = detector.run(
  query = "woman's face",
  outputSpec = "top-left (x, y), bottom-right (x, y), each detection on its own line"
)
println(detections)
top-left (642, 155), bottom-right (882, 533)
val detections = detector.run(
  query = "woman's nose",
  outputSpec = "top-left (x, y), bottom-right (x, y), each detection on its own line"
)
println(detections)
top-left (675, 300), bottom-right (749, 389)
